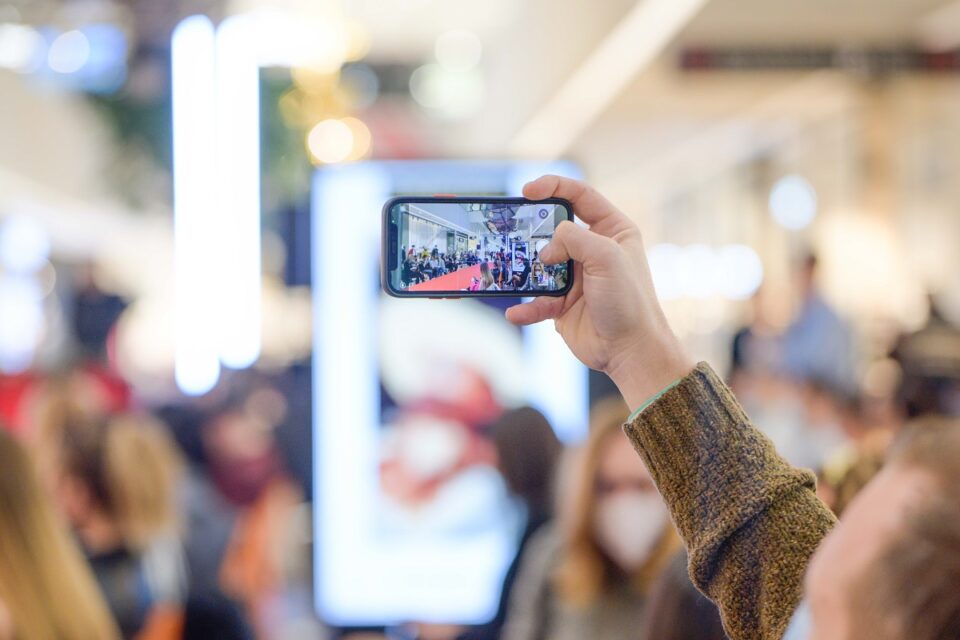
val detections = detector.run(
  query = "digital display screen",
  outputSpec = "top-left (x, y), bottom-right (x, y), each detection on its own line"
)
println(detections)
top-left (385, 200), bottom-right (571, 295)
top-left (312, 161), bottom-right (588, 626)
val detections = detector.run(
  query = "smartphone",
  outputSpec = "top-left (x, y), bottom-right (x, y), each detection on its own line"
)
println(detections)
top-left (382, 196), bottom-right (574, 298)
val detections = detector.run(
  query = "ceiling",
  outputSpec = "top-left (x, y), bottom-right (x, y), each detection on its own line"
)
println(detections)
top-left (328, 0), bottom-right (960, 186)
top-left (554, 0), bottom-right (960, 210)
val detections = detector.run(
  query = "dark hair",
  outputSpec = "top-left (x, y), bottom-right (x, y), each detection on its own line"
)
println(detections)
top-left (893, 317), bottom-right (960, 419)
top-left (641, 552), bottom-right (728, 640)
top-left (490, 407), bottom-right (561, 516)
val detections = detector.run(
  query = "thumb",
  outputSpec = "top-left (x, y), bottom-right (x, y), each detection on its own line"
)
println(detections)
top-left (505, 296), bottom-right (565, 326)
top-left (540, 221), bottom-right (617, 273)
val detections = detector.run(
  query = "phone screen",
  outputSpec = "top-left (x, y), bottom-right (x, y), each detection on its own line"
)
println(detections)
top-left (383, 197), bottom-right (573, 297)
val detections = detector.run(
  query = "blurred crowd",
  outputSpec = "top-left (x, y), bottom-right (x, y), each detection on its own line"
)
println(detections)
top-left (728, 254), bottom-right (960, 519)
top-left (0, 366), bottom-right (316, 640)
top-left (1, 248), bottom-right (959, 640)
top-left (0, 274), bottom-right (314, 640)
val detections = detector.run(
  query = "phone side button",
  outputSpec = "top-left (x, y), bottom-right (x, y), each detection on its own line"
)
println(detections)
top-left (432, 193), bottom-right (457, 198)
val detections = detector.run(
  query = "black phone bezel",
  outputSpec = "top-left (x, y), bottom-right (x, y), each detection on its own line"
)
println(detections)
top-left (381, 196), bottom-right (575, 299)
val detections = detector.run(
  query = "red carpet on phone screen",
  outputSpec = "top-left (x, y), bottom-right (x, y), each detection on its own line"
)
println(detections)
top-left (408, 264), bottom-right (484, 293)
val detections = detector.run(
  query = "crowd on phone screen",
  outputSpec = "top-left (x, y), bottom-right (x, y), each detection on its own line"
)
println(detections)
top-left (400, 245), bottom-right (565, 292)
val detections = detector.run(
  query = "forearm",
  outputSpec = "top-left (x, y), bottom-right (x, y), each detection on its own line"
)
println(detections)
top-left (621, 363), bottom-right (836, 640)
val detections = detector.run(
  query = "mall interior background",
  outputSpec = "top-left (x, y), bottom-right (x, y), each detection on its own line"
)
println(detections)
top-left (2, 0), bottom-right (960, 638)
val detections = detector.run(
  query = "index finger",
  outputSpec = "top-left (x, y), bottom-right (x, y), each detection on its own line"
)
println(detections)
top-left (522, 175), bottom-right (633, 236)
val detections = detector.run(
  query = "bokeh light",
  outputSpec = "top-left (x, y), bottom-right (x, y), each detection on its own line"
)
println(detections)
top-left (0, 216), bottom-right (51, 274)
top-left (47, 29), bottom-right (91, 74)
top-left (769, 174), bottom-right (817, 230)
top-left (717, 244), bottom-right (764, 300)
top-left (342, 117), bottom-right (372, 161)
top-left (0, 23), bottom-right (43, 72)
top-left (341, 63), bottom-right (380, 109)
top-left (648, 243), bottom-right (683, 300)
top-left (307, 118), bottom-right (355, 164)
top-left (75, 24), bottom-right (128, 93)
top-left (409, 63), bottom-right (485, 120)
top-left (678, 244), bottom-right (717, 299)
top-left (648, 243), bottom-right (764, 301)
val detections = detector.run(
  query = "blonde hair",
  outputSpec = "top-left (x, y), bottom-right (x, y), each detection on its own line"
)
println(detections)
top-left (59, 413), bottom-right (183, 549)
top-left (480, 261), bottom-right (495, 289)
top-left (0, 429), bottom-right (120, 639)
top-left (553, 396), bottom-right (677, 607)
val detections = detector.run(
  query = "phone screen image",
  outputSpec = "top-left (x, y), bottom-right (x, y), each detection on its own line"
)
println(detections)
top-left (384, 198), bottom-right (573, 297)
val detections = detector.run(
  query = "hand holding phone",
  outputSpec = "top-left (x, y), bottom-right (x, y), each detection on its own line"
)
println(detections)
top-left (502, 176), bottom-right (694, 409)
top-left (382, 196), bottom-right (574, 298)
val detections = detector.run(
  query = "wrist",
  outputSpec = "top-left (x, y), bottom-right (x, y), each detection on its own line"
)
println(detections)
top-left (607, 332), bottom-right (694, 411)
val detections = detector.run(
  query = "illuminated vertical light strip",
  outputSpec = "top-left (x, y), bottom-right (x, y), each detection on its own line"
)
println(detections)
top-left (214, 15), bottom-right (261, 368)
top-left (171, 11), bottom-right (326, 388)
top-left (313, 164), bottom-right (391, 621)
top-left (172, 16), bottom-right (220, 395)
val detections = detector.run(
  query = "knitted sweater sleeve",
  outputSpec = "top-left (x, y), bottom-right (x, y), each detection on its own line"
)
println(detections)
top-left (623, 362), bottom-right (836, 640)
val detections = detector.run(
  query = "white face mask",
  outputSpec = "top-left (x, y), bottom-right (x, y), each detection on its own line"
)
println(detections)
top-left (593, 490), bottom-right (669, 570)
top-left (782, 597), bottom-right (812, 640)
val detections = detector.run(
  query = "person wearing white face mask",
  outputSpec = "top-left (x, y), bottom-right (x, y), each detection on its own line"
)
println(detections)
top-left (502, 397), bottom-right (678, 640)
top-left (592, 483), bottom-right (669, 573)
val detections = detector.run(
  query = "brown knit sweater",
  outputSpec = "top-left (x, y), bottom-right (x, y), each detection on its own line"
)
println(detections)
top-left (623, 362), bottom-right (837, 640)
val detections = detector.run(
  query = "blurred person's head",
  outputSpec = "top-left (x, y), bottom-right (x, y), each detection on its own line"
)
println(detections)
top-left (490, 406), bottom-right (562, 518)
top-left (641, 552), bottom-right (727, 640)
top-left (0, 429), bottom-right (120, 639)
top-left (554, 396), bottom-right (675, 607)
top-left (56, 412), bottom-right (183, 551)
top-left (202, 408), bottom-right (281, 505)
top-left (893, 308), bottom-right (960, 419)
top-left (799, 417), bottom-right (960, 640)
